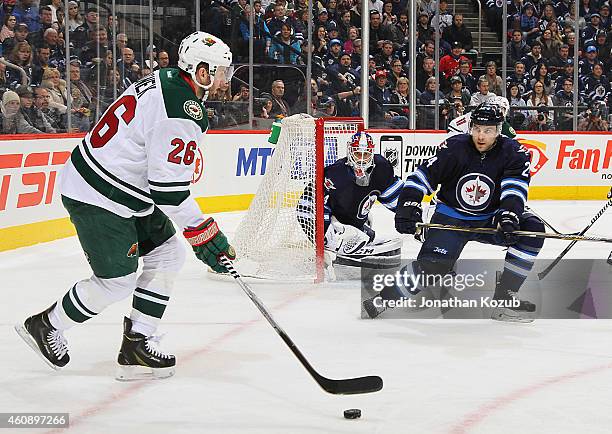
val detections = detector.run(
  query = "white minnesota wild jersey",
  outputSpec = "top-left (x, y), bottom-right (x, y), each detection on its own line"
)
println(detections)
top-left (60, 68), bottom-right (209, 229)
top-left (447, 112), bottom-right (516, 138)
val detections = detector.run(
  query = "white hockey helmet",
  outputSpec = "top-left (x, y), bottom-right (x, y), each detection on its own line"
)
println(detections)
top-left (491, 95), bottom-right (510, 117)
top-left (347, 131), bottom-right (376, 186)
top-left (177, 31), bottom-right (233, 96)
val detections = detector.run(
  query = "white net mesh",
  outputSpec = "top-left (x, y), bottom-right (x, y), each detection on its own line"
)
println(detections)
top-left (232, 114), bottom-right (362, 281)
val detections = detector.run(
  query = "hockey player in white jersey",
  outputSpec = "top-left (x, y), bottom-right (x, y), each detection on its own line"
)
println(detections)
top-left (447, 96), bottom-right (516, 138)
top-left (15, 32), bottom-right (236, 380)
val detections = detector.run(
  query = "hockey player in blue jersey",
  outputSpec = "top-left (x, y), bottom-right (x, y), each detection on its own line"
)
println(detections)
top-left (366, 103), bottom-right (545, 322)
top-left (297, 131), bottom-right (404, 269)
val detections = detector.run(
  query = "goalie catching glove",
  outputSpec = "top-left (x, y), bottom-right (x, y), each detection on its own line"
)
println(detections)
top-left (184, 218), bottom-right (236, 272)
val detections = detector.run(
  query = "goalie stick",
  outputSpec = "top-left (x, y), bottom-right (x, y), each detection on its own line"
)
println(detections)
top-left (538, 188), bottom-right (612, 280)
top-left (415, 223), bottom-right (612, 243)
top-left (219, 256), bottom-right (383, 395)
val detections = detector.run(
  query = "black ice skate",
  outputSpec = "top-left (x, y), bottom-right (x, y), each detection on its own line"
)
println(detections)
top-left (116, 317), bottom-right (175, 381)
top-left (15, 303), bottom-right (70, 370)
top-left (490, 287), bottom-right (536, 323)
top-left (362, 295), bottom-right (388, 319)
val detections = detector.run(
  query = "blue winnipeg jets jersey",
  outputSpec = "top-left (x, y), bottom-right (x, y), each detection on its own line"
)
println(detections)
top-left (400, 134), bottom-right (531, 219)
top-left (297, 154), bottom-right (404, 234)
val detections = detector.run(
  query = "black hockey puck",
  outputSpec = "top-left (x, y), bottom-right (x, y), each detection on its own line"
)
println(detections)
top-left (344, 409), bottom-right (361, 419)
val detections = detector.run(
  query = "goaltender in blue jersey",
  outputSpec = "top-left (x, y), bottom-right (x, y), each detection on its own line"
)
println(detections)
top-left (364, 103), bottom-right (546, 322)
top-left (297, 131), bottom-right (405, 269)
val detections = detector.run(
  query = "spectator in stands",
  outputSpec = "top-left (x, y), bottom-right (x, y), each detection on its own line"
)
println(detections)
top-left (553, 77), bottom-right (582, 130)
top-left (106, 13), bottom-right (118, 41)
top-left (530, 62), bottom-right (554, 95)
top-left (158, 50), bottom-right (170, 68)
top-left (387, 58), bottom-right (407, 88)
top-left (442, 14), bottom-right (474, 52)
top-left (28, 5), bottom-right (53, 47)
top-left (599, 4), bottom-right (611, 30)
top-left (80, 27), bottom-right (109, 68)
top-left (537, 28), bottom-right (562, 60)
top-left (323, 38), bottom-right (343, 68)
top-left (416, 56), bottom-right (435, 92)
top-left (554, 59), bottom-right (575, 91)
top-left (548, 21), bottom-right (565, 45)
top-left (343, 26), bottom-right (359, 54)
top-left (6, 41), bottom-right (32, 88)
top-left (415, 39), bottom-right (435, 70)
top-left (265, 79), bottom-right (291, 117)
top-left (375, 40), bottom-right (395, 71)
top-left (115, 33), bottom-right (128, 55)
top-left (564, 31), bottom-right (577, 57)
top-left (368, 10), bottom-right (394, 55)
top-left (416, 12), bottom-right (434, 46)
top-left (66, 1), bottom-right (83, 32)
top-left (17, 85), bottom-right (53, 133)
top-left (549, 44), bottom-right (571, 76)
top-left (578, 101), bottom-right (610, 130)
top-left (42, 28), bottom-right (64, 69)
top-left (508, 60), bottom-right (532, 97)
top-left (207, 81), bottom-right (238, 129)
top-left (350, 38), bottom-right (362, 69)
top-left (1, 15), bottom-right (16, 43)
top-left (470, 76), bottom-right (496, 107)
top-left (446, 75), bottom-right (471, 108)
top-left (522, 41), bottom-right (544, 76)
top-left (440, 41), bottom-right (469, 81)
top-left (431, 0), bottom-right (453, 33)
top-left (457, 59), bottom-right (477, 94)
top-left (480, 61), bottom-right (503, 96)
top-left (369, 0), bottom-right (385, 14)
top-left (269, 22), bottom-right (301, 64)
top-left (507, 29), bottom-right (532, 64)
top-left (520, 3), bottom-right (540, 44)
top-left (142, 44), bottom-right (158, 70)
top-left (30, 43), bottom-right (50, 85)
top-left (418, 76), bottom-right (449, 128)
top-left (582, 13), bottom-right (603, 41)
top-left (370, 69), bottom-right (408, 128)
top-left (591, 30), bottom-right (611, 64)
top-left (538, 4), bottom-right (558, 33)
top-left (582, 62), bottom-right (611, 107)
top-left (328, 51), bottom-right (360, 93)
top-left (12, 0), bottom-right (39, 33)
top-left (416, 0), bottom-right (436, 17)
top-left (2, 22), bottom-right (28, 57)
top-left (0, 89), bottom-right (41, 133)
top-left (41, 67), bottom-right (68, 110)
top-left (48, 0), bottom-right (62, 24)
top-left (338, 10), bottom-right (352, 41)
top-left (116, 47), bottom-right (139, 87)
top-left (390, 76), bottom-right (411, 118)
top-left (579, 44), bottom-right (600, 75)
top-left (314, 25), bottom-right (328, 56)
top-left (381, 1), bottom-right (397, 27)
top-left (32, 85), bottom-right (66, 132)
top-left (527, 80), bottom-right (555, 130)
top-left (68, 58), bottom-right (94, 114)
top-left (72, 6), bottom-right (99, 49)
top-left (391, 10), bottom-right (409, 48)
top-left (507, 82), bottom-right (528, 129)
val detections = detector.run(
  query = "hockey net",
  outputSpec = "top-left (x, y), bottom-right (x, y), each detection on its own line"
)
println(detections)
top-left (231, 114), bottom-right (364, 281)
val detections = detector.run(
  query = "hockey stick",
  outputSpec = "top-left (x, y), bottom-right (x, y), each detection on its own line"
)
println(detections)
top-left (537, 190), bottom-right (612, 279)
top-left (524, 205), bottom-right (575, 235)
top-left (219, 256), bottom-right (383, 395)
top-left (416, 223), bottom-right (612, 243)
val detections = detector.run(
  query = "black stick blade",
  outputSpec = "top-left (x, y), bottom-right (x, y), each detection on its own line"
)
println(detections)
top-left (317, 374), bottom-right (383, 395)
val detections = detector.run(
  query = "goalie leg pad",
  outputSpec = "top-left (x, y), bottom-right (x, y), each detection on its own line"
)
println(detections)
top-left (334, 238), bottom-right (402, 269)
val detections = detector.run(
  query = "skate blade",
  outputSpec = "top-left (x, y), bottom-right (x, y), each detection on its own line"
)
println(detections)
top-left (115, 364), bottom-right (175, 381)
top-left (491, 308), bottom-right (535, 323)
top-left (14, 324), bottom-right (63, 371)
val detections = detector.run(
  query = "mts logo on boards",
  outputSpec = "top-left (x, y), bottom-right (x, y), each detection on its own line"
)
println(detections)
top-left (0, 151), bottom-right (70, 211)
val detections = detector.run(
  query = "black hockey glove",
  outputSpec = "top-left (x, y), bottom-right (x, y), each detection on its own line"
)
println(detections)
top-left (395, 201), bottom-right (422, 234)
top-left (494, 210), bottom-right (520, 246)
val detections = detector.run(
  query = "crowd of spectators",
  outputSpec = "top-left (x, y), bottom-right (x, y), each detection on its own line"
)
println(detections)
top-left (0, 0), bottom-right (610, 132)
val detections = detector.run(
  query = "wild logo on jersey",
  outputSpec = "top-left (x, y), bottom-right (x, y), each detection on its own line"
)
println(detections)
top-left (357, 192), bottom-right (379, 219)
top-left (456, 173), bottom-right (495, 212)
top-left (184, 100), bottom-right (204, 120)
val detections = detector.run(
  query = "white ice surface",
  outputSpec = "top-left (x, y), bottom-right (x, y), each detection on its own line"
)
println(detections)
top-left (1, 201), bottom-right (612, 434)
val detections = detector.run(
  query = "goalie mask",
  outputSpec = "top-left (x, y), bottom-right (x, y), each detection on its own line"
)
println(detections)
top-left (347, 131), bottom-right (375, 186)
top-left (178, 31), bottom-right (234, 101)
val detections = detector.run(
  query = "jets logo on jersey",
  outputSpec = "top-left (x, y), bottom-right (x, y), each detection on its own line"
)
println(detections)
top-left (184, 100), bottom-right (204, 120)
top-left (456, 173), bottom-right (495, 211)
top-left (384, 148), bottom-right (399, 168)
top-left (357, 192), bottom-right (379, 219)
top-left (324, 177), bottom-right (336, 190)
